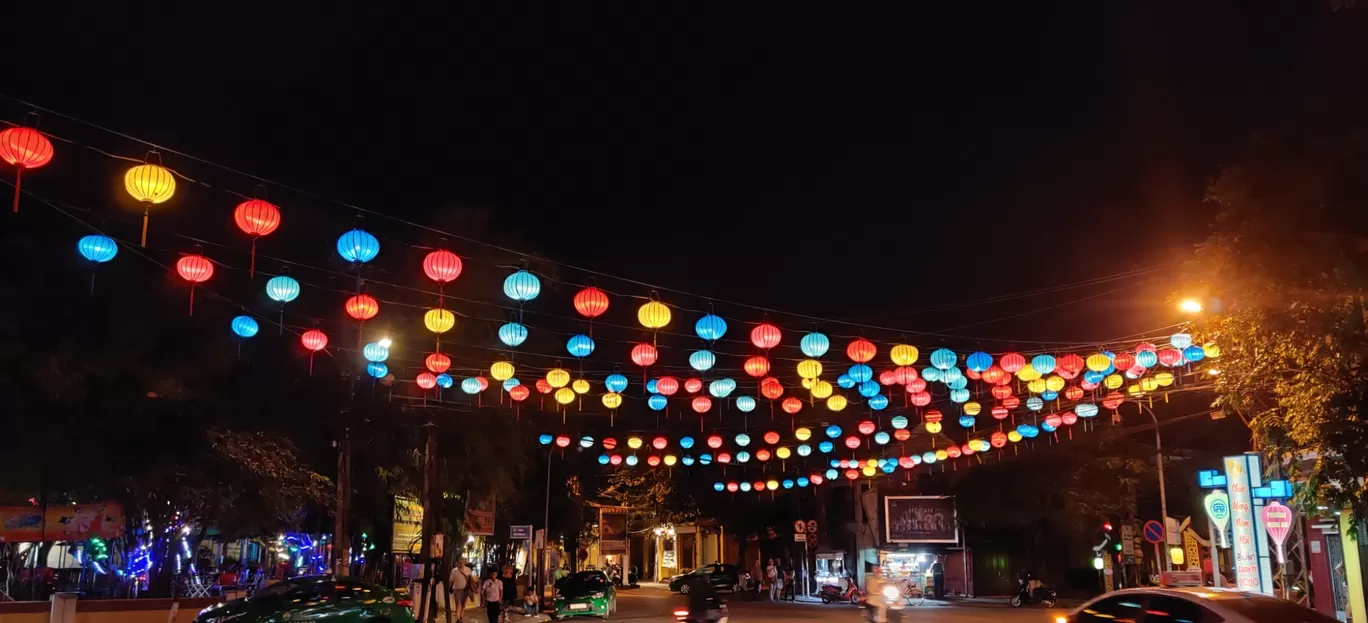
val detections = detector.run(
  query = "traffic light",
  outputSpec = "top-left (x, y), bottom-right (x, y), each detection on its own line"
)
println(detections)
top-left (1114, 542), bottom-right (1123, 552)
top-left (1102, 522), bottom-right (1113, 532)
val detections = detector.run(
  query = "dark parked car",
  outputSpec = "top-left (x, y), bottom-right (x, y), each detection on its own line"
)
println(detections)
top-left (668, 564), bottom-right (742, 594)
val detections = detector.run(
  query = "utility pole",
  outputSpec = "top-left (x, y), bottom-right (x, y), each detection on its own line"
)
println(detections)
top-left (334, 426), bottom-right (351, 575)
top-left (1141, 405), bottom-right (1171, 571)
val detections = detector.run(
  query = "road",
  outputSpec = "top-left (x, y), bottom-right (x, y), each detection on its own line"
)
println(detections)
top-left (596, 585), bottom-right (1068, 622)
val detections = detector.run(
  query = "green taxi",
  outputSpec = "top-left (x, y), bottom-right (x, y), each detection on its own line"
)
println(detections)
top-left (194, 576), bottom-right (415, 623)
top-left (552, 570), bottom-right (617, 619)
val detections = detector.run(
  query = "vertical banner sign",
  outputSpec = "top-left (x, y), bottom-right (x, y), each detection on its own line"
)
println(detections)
top-left (392, 495), bottom-right (424, 553)
top-left (464, 493), bottom-right (496, 537)
top-left (1182, 529), bottom-right (1202, 571)
top-left (599, 507), bottom-right (628, 555)
top-left (1204, 491), bottom-right (1231, 548)
top-left (1224, 454), bottom-right (1272, 594)
top-left (1261, 502), bottom-right (1293, 564)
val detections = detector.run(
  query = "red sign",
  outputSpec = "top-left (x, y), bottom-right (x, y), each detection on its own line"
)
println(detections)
top-left (0, 502), bottom-right (125, 543)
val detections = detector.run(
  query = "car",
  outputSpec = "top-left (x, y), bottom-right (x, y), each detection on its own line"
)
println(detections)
top-left (194, 575), bottom-right (414, 623)
top-left (1061, 587), bottom-right (1341, 623)
top-left (553, 570), bottom-right (617, 619)
top-left (667, 564), bottom-right (742, 594)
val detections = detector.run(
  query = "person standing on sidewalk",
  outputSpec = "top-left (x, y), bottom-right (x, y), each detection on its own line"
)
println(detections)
top-left (500, 565), bottom-right (518, 612)
top-left (480, 569), bottom-right (503, 623)
top-left (766, 559), bottom-right (779, 600)
top-left (449, 558), bottom-right (472, 622)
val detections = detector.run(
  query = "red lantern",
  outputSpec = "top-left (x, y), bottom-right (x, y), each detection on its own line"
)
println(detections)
top-left (910, 391), bottom-right (932, 407)
top-left (691, 396), bottom-right (712, 413)
top-left (990, 431), bottom-right (1008, 448)
top-left (1127, 364), bottom-right (1148, 378)
top-left (652, 437), bottom-right (669, 450)
top-left (846, 339), bottom-right (876, 363)
top-left (475, 376), bottom-right (489, 391)
top-left (894, 366), bottom-right (919, 385)
top-left (763, 431), bottom-right (781, 445)
top-left (809, 474), bottom-right (824, 485)
top-left (759, 377), bottom-right (784, 400)
top-left (844, 469), bottom-right (860, 481)
top-left (925, 409), bottom-right (943, 424)
top-left (423, 250), bottom-right (464, 284)
top-left (991, 385), bottom-right (1014, 400)
top-left (1000, 353), bottom-right (1026, 373)
top-left (961, 443), bottom-right (975, 456)
top-left (1055, 366), bottom-right (1079, 381)
top-left (1135, 342), bottom-right (1157, 353)
top-left (965, 368), bottom-right (982, 381)
top-left (1102, 392), bottom-right (1125, 410)
top-left (509, 385), bottom-right (530, 402)
top-left (1112, 352), bottom-right (1136, 371)
top-left (991, 406), bottom-right (1009, 420)
top-left (345, 294), bottom-right (380, 321)
top-left (0, 127), bottom-right (54, 214)
top-left (536, 379), bottom-right (553, 394)
top-left (750, 323), bottom-right (782, 349)
top-left (648, 456), bottom-right (661, 467)
top-left (233, 199), bottom-right (281, 277)
top-left (631, 343), bottom-right (658, 367)
top-left (1157, 349), bottom-right (1184, 367)
top-left (898, 456), bottom-right (915, 469)
top-left (1061, 411), bottom-right (1078, 426)
top-left (555, 436), bottom-right (572, 448)
top-left (603, 438), bottom-right (618, 450)
top-left (781, 397), bottom-right (803, 415)
top-left (174, 254), bottom-right (214, 316)
top-left (1044, 414), bottom-right (1063, 429)
top-left (573, 287), bottom-right (610, 318)
top-left (301, 329), bottom-right (328, 352)
top-left (1057, 353), bottom-right (1085, 375)
top-left (946, 446), bottom-right (962, 459)
top-left (610, 455), bottom-right (624, 466)
top-left (743, 356), bottom-right (771, 378)
top-left (717, 452), bottom-right (732, 464)
top-left (726, 482), bottom-right (739, 492)
top-left (1001, 396), bottom-right (1020, 410)
top-left (756, 449), bottom-right (772, 462)
top-left (1080, 379), bottom-right (1099, 391)
top-left (426, 353), bottom-right (451, 373)
top-left (706, 435), bottom-right (724, 449)
top-left (858, 420), bottom-right (877, 435)
top-left (878, 370), bottom-right (898, 386)
top-left (894, 429), bottom-right (911, 442)
top-left (656, 377), bottom-right (680, 396)
top-left (753, 481), bottom-right (767, 492)
top-left (845, 436), bottom-right (862, 449)
top-left (906, 378), bottom-right (928, 393)
top-left (684, 378), bottom-right (703, 394)
top-left (416, 372), bottom-right (437, 390)
top-left (1064, 386), bottom-right (1085, 401)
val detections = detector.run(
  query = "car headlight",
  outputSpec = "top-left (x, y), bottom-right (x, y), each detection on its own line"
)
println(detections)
top-left (882, 586), bottom-right (900, 600)
top-left (591, 592), bottom-right (605, 599)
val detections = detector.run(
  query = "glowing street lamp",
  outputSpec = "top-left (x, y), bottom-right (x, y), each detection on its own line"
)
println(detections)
top-left (1178, 298), bottom-right (1203, 314)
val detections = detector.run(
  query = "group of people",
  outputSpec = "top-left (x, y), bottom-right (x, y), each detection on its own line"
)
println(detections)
top-left (756, 558), bottom-right (799, 601)
top-left (445, 559), bottom-right (540, 623)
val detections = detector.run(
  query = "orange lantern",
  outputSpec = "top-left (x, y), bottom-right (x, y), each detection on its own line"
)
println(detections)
top-left (684, 378), bottom-right (703, 394)
top-left (0, 127), bottom-right (54, 214)
top-left (743, 356), bottom-right (771, 378)
top-left (759, 377), bottom-right (784, 400)
top-left (763, 431), bottom-right (781, 445)
top-left (233, 199), bottom-right (281, 277)
top-left (509, 385), bottom-right (530, 402)
top-left (573, 287), bottom-right (610, 319)
top-left (781, 397), bottom-right (803, 414)
top-left (426, 353), bottom-right (452, 374)
top-left (345, 294), bottom-right (380, 321)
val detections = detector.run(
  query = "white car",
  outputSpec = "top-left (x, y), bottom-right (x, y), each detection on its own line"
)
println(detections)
top-left (1061, 587), bottom-right (1338, 623)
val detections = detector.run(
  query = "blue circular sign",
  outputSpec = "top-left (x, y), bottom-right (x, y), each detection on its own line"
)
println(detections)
top-left (1143, 520), bottom-right (1165, 543)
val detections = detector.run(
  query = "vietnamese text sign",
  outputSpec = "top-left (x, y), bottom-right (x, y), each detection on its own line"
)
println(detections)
top-left (0, 502), bottom-right (126, 543)
top-left (510, 525), bottom-right (532, 540)
top-left (1224, 454), bottom-right (1271, 594)
top-left (464, 493), bottom-right (495, 537)
top-left (391, 495), bottom-right (423, 553)
top-left (884, 496), bottom-right (957, 543)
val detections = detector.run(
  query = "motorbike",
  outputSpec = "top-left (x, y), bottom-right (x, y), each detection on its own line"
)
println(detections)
top-left (1008, 579), bottom-right (1057, 608)
top-left (673, 597), bottom-right (729, 623)
top-left (818, 581), bottom-right (865, 605)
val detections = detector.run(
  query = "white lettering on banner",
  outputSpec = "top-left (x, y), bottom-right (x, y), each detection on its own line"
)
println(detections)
top-left (1225, 455), bottom-right (1265, 593)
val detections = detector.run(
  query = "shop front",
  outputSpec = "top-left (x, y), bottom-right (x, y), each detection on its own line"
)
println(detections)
top-left (815, 551), bottom-right (847, 587)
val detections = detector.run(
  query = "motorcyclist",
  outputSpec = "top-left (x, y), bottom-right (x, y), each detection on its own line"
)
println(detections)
top-left (686, 573), bottom-right (721, 622)
top-left (864, 565), bottom-right (886, 622)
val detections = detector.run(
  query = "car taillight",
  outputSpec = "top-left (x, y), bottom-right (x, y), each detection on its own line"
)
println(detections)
top-left (397, 599), bottom-right (413, 607)
top-left (673, 608), bottom-right (689, 616)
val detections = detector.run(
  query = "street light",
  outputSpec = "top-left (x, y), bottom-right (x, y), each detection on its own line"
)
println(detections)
top-left (1178, 298), bottom-right (1203, 314)
top-left (378, 337), bottom-right (393, 348)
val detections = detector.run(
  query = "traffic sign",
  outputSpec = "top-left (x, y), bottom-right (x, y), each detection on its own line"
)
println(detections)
top-left (794, 533), bottom-right (807, 542)
top-left (1143, 520), bottom-right (1165, 544)
top-left (807, 520), bottom-right (818, 534)
top-left (793, 520), bottom-right (807, 534)
top-left (510, 525), bottom-right (532, 540)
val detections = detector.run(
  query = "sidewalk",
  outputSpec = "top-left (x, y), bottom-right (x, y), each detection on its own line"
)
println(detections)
top-left (445, 607), bottom-right (551, 623)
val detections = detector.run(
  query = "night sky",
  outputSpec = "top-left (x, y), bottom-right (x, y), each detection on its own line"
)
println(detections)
top-left (5, 1), bottom-right (1351, 345)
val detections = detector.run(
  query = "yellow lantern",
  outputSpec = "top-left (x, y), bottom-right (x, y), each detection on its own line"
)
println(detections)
top-left (827, 394), bottom-right (847, 411)
top-left (1155, 371), bottom-right (1175, 387)
top-left (1104, 374), bottom-right (1124, 389)
top-left (627, 436), bottom-right (643, 450)
top-left (490, 361), bottom-right (515, 381)
top-left (926, 421), bottom-right (942, 434)
top-left (794, 427), bottom-right (812, 442)
top-left (1045, 375), bottom-right (1066, 392)
top-left (797, 359), bottom-right (823, 380)
top-left (1141, 377), bottom-right (1160, 392)
top-left (547, 368), bottom-right (570, 388)
top-left (866, 459), bottom-right (879, 468)
top-left (862, 465), bottom-right (877, 477)
top-left (125, 164), bottom-right (177, 247)
top-left (766, 480), bottom-right (780, 491)
top-left (1203, 343), bottom-right (1221, 358)
top-left (637, 301), bottom-right (671, 329)
top-left (602, 392), bottom-right (623, 409)
top-left (1085, 353), bottom-right (1111, 372)
top-left (554, 387), bottom-right (575, 405)
top-left (776, 447), bottom-right (791, 460)
top-left (1127, 384), bottom-right (1143, 397)
top-left (890, 344), bottom-right (919, 366)
top-left (935, 449), bottom-right (948, 461)
top-left (1017, 365), bottom-right (1042, 382)
top-left (1007, 430), bottom-right (1023, 443)
top-left (1027, 378), bottom-right (1047, 394)
top-left (664, 455), bottom-right (678, 467)
top-left (1169, 547), bottom-right (1185, 567)
top-left (811, 380), bottom-right (833, 399)
top-left (964, 401), bottom-right (982, 416)
top-left (572, 379), bottom-right (590, 395)
top-left (424, 309), bottom-right (456, 334)
top-left (801, 378), bottom-right (815, 390)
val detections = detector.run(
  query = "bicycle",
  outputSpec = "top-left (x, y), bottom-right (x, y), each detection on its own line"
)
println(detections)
top-left (898, 579), bottom-right (925, 607)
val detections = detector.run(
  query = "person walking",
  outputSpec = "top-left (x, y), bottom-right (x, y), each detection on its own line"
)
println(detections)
top-left (448, 558), bottom-right (472, 622)
top-left (500, 565), bottom-right (517, 613)
top-left (766, 559), bottom-right (779, 601)
top-left (784, 565), bottom-right (796, 601)
top-left (480, 569), bottom-right (503, 623)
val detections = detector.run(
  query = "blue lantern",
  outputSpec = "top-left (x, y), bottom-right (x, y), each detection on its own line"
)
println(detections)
top-left (881, 461), bottom-right (897, 474)
top-left (713, 482), bottom-right (725, 492)
top-left (1041, 419), bottom-right (1057, 433)
top-left (436, 374), bottom-right (453, 389)
top-left (825, 425), bottom-right (842, 438)
top-left (605, 374), bottom-right (629, 393)
top-left (502, 378), bottom-right (521, 391)
top-left (942, 367), bottom-right (964, 384)
top-left (735, 433), bottom-right (751, 447)
top-left (265, 275), bottom-right (301, 303)
top-left (800, 332), bottom-right (831, 358)
top-left (699, 454), bottom-right (713, 465)
top-left (798, 477), bottom-right (810, 487)
top-left (848, 364), bottom-right (873, 383)
top-left (77, 235), bottom-right (118, 263)
top-left (825, 469), bottom-right (839, 480)
top-left (830, 459), bottom-right (841, 468)
top-left (1171, 333), bottom-right (1194, 349)
top-left (930, 348), bottom-right (957, 370)
top-left (858, 381), bottom-right (880, 398)
top-left (579, 436), bottom-right (594, 449)
top-left (736, 451), bottom-right (751, 463)
top-left (1076, 403), bottom-right (1099, 418)
top-left (797, 444), bottom-right (812, 457)
top-left (367, 362), bottom-right (389, 378)
top-left (503, 270), bottom-right (541, 302)
top-left (682, 456), bottom-right (695, 466)
top-left (695, 314), bottom-right (728, 341)
top-left (1041, 390), bottom-right (1058, 401)
top-left (950, 388), bottom-right (970, 403)
top-left (646, 379), bottom-right (659, 394)
top-left (336, 229), bottom-right (380, 263)
top-left (231, 316), bottom-right (259, 338)
top-left (966, 351), bottom-right (993, 372)
top-left (648, 395), bottom-right (668, 411)
top-left (959, 415), bottom-right (976, 428)
top-left (1183, 345), bottom-right (1205, 362)
top-left (566, 334), bottom-right (595, 357)
top-left (782, 479), bottom-right (795, 490)
top-left (736, 396), bottom-right (756, 412)
top-left (538, 434), bottom-right (554, 446)
top-left (499, 322), bottom-right (529, 347)
top-left (680, 436), bottom-right (695, 449)
top-left (741, 482), bottom-right (752, 492)
top-left (874, 432), bottom-right (891, 445)
top-left (709, 378), bottom-right (736, 398)
top-left (1135, 350), bottom-right (1158, 368)
top-left (689, 350), bottom-right (716, 372)
top-left (1018, 424), bottom-right (1040, 439)
top-left (363, 342), bottom-right (389, 362)
top-left (1083, 370), bottom-right (1105, 384)
top-left (1031, 354), bottom-right (1057, 375)
top-left (922, 367), bottom-right (942, 382)
top-left (599, 455), bottom-right (612, 466)
top-left (461, 378), bottom-right (482, 394)
top-left (922, 452), bottom-right (937, 464)
top-left (837, 374), bottom-right (855, 389)
top-left (626, 456), bottom-right (639, 466)
top-left (891, 415), bottom-right (909, 429)
top-left (1026, 397), bottom-right (1044, 411)
top-left (869, 395), bottom-right (889, 410)
top-left (819, 441), bottom-right (835, 454)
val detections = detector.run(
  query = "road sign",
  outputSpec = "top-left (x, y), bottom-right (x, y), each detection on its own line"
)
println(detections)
top-left (1143, 520), bottom-right (1165, 544)
top-left (807, 520), bottom-right (818, 534)
top-left (793, 520), bottom-right (807, 534)
top-left (794, 533), bottom-right (807, 543)
top-left (510, 525), bottom-right (532, 540)
top-left (807, 537), bottom-right (818, 550)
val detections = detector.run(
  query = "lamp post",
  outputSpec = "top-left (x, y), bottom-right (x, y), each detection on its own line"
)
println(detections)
top-left (1140, 404), bottom-right (1171, 571)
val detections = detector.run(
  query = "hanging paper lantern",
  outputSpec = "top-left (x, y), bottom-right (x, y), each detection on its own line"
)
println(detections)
top-left (842, 435), bottom-right (860, 450)
top-left (265, 275), bottom-right (301, 304)
top-left (630, 343), bottom-right (659, 367)
top-left (709, 378), bottom-right (737, 398)
top-left (775, 397), bottom-right (801, 415)
top-left (566, 334), bottom-right (596, 358)
top-left (125, 164), bottom-right (176, 246)
top-left (789, 333), bottom-right (828, 360)
top-left (231, 316), bottom-right (259, 338)
top-left (1044, 375), bottom-right (1066, 392)
top-left (336, 229), bottom-right (380, 264)
top-left (690, 350), bottom-right (717, 372)
top-left (297, 329), bottom-right (327, 353)
top-left (759, 377), bottom-right (783, 400)
top-left (795, 359), bottom-right (823, 380)
top-left (544, 368), bottom-right (570, 388)
top-left (415, 373), bottom-right (438, 390)
top-left (418, 250), bottom-right (463, 284)
top-left (0, 127), bottom-right (55, 214)
top-left (751, 323), bottom-right (782, 349)
top-left (461, 378), bottom-right (482, 394)
top-left (1155, 371), bottom-right (1175, 387)
top-left (1030, 354), bottom-right (1056, 375)
top-left (420, 352), bottom-right (449, 373)
top-left (1101, 392), bottom-right (1125, 410)
top-left (846, 339), bottom-right (877, 363)
top-left (638, 301), bottom-right (671, 329)
top-left (853, 380), bottom-right (877, 398)
top-left (344, 294), bottom-right (380, 321)
top-left (1083, 353), bottom-right (1110, 373)
top-left (959, 351), bottom-right (989, 373)
top-left (502, 270), bottom-right (541, 302)
top-left (963, 401), bottom-right (982, 416)
top-left (827, 395), bottom-right (848, 411)
top-left (416, 310), bottom-right (452, 336)
top-left (908, 391), bottom-right (931, 407)
top-left (440, 375), bottom-right (459, 389)
top-left (553, 387), bottom-right (575, 405)
top-left (363, 343), bottom-right (390, 362)
top-left (1017, 365), bottom-right (1042, 382)
top-left (569, 379), bottom-right (590, 395)
top-left (928, 348), bottom-right (955, 370)
top-left (77, 235), bottom-right (118, 264)
top-left (595, 392), bottom-right (620, 409)
top-left (743, 356), bottom-right (771, 378)
top-left (1133, 350), bottom-right (1158, 368)
top-left (1061, 411), bottom-right (1078, 426)
top-left (1054, 353), bottom-right (1083, 376)
top-left (732, 395), bottom-right (755, 412)
top-left (532, 379), bottom-right (552, 394)
top-left (490, 361), bottom-right (515, 381)
top-left (1002, 396), bottom-right (1021, 410)
top-left (1026, 379), bottom-right (1047, 394)
top-left (869, 394), bottom-right (889, 410)
top-left (958, 415), bottom-right (975, 428)
top-left (232, 199), bottom-right (281, 276)
top-left (808, 379), bottom-right (832, 399)
top-left (367, 363), bottom-right (389, 379)
top-left (509, 383), bottom-right (530, 401)
top-left (695, 314), bottom-right (728, 341)
top-left (1156, 348), bottom-right (1185, 367)
top-left (650, 377), bottom-right (676, 396)
top-left (987, 405), bottom-right (1008, 420)
top-left (926, 421), bottom-right (943, 434)
top-left (981, 365), bottom-right (1007, 385)
top-left (683, 378), bottom-right (703, 393)
top-left (605, 373), bottom-right (629, 393)
top-left (1025, 397), bottom-right (1043, 412)
top-left (176, 254), bottom-right (214, 284)
top-left (999, 353), bottom-right (1026, 373)
top-left (648, 395), bottom-right (668, 411)
top-left (887, 344), bottom-right (917, 366)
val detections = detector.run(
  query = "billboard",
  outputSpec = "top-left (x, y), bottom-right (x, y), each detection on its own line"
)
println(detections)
top-left (464, 494), bottom-right (496, 537)
top-left (884, 496), bottom-right (957, 544)
top-left (599, 507), bottom-right (629, 554)
top-left (0, 502), bottom-right (126, 543)
top-left (391, 495), bottom-right (423, 553)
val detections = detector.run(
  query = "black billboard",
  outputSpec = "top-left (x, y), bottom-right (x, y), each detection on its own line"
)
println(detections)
top-left (884, 496), bottom-right (958, 544)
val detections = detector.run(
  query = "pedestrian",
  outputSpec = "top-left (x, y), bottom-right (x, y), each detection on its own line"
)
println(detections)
top-left (480, 569), bottom-right (503, 623)
top-left (501, 565), bottom-right (518, 612)
top-left (784, 565), bottom-right (796, 601)
top-left (931, 555), bottom-right (945, 599)
top-left (449, 558), bottom-right (472, 622)
top-left (766, 559), bottom-right (779, 600)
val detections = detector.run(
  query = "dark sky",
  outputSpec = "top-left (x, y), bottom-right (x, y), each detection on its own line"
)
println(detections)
top-left (6, 1), bottom-right (1355, 346)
